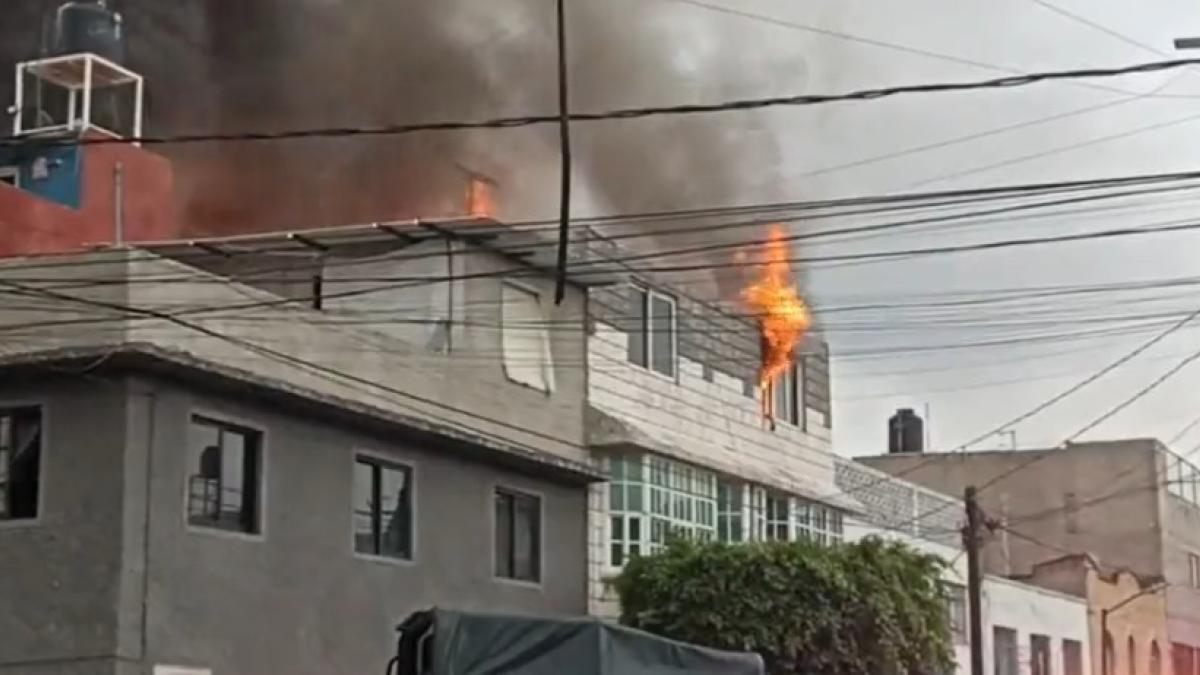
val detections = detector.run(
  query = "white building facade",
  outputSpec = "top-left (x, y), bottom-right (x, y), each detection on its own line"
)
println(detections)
top-left (584, 274), bottom-right (854, 616)
top-left (835, 458), bottom-right (1091, 675)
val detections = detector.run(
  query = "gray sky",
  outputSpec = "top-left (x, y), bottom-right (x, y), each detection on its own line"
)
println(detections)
top-left (678, 0), bottom-right (1200, 457)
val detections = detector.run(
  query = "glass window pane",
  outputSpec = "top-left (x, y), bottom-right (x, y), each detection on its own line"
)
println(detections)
top-left (611, 544), bottom-right (624, 567)
top-left (627, 484), bottom-right (644, 512)
top-left (494, 492), bottom-right (512, 578)
top-left (379, 464), bottom-right (412, 559)
top-left (629, 516), bottom-right (641, 542)
top-left (353, 460), bottom-right (376, 554)
top-left (611, 515), bottom-right (625, 541)
top-left (627, 288), bottom-right (648, 367)
top-left (610, 483), bottom-right (625, 511)
top-left (650, 295), bottom-right (676, 377)
top-left (513, 493), bottom-right (541, 582)
top-left (0, 408), bottom-right (41, 521)
top-left (627, 456), bottom-right (643, 481)
top-left (220, 431), bottom-right (246, 527)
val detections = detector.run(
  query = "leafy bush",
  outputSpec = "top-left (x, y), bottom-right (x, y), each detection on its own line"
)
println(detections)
top-left (614, 537), bottom-right (953, 675)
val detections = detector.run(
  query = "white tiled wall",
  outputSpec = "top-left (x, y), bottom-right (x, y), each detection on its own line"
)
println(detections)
top-left (589, 321), bottom-right (836, 498)
top-left (586, 320), bottom-right (843, 616)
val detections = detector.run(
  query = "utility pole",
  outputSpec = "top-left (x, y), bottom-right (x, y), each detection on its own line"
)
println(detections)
top-left (964, 485), bottom-right (985, 675)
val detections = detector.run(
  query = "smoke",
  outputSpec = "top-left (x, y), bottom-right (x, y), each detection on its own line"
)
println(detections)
top-left (4, 0), bottom-right (800, 294)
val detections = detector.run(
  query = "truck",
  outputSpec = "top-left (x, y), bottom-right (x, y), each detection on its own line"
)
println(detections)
top-left (387, 608), bottom-right (766, 675)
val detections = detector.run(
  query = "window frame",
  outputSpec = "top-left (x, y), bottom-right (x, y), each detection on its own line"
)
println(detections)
top-left (500, 280), bottom-right (556, 394)
top-left (183, 411), bottom-right (266, 541)
top-left (0, 402), bottom-right (46, 527)
top-left (351, 451), bottom-right (417, 564)
top-left (627, 284), bottom-right (678, 379)
top-left (768, 362), bottom-right (801, 426)
top-left (493, 485), bottom-right (544, 585)
top-left (1190, 552), bottom-right (1200, 588)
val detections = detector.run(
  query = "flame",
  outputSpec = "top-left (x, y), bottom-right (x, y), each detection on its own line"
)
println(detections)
top-left (741, 224), bottom-right (811, 419)
top-left (466, 176), bottom-right (496, 219)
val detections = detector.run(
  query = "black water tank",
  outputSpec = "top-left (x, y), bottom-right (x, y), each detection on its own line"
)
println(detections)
top-left (888, 408), bottom-right (924, 454)
top-left (48, 1), bottom-right (125, 64)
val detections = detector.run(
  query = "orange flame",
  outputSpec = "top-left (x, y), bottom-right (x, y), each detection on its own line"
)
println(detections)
top-left (741, 224), bottom-right (811, 418)
top-left (466, 176), bottom-right (497, 219)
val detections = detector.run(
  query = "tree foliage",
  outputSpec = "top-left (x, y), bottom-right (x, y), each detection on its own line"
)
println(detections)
top-left (614, 537), bottom-right (953, 675)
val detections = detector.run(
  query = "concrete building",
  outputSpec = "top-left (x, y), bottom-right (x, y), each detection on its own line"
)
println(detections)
top-left (581, 232), bottom-right (856, 616)
top-left (1023, 553), bottom-right (1168, 675)
top-left (0, 214), bottom-right (619, 675)
top-left (861, 438), bottom-right (1200, 669)
top-left (836, 457), bottom-right (1093, 675)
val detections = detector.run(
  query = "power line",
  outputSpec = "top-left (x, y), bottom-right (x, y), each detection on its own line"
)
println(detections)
top-left (667, 0), bottom-right (1195, 101)
top-left (6, 57), bottom-right (1200, 149)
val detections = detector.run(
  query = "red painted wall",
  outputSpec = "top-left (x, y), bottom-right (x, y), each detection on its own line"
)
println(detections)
top-left (0, 140), bottom-right (177, 257)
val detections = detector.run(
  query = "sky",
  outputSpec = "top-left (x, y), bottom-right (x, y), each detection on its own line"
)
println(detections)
top-left (691, 0), bottom-right (1200, 457)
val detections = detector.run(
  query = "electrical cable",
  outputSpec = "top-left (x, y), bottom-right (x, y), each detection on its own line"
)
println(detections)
top-left (6, 57), bottom-right (1200, 149)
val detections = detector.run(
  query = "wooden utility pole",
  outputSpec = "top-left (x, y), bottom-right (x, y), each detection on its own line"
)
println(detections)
top-left (964, 485), bottom-right (985, 675)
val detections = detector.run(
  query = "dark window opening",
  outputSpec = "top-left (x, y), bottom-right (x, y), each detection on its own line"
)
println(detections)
top-left (0, 407), bottom-right (42, 521)
top-left (354, 456), bottom-right (414, 560)
top-left (187, 415), bottom-right (262, 535)
top-left (495, 488), bottom-right (541, 582)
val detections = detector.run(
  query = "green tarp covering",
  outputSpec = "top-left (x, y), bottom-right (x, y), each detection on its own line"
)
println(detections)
top-left (422, 609), bottom-right (765, 675)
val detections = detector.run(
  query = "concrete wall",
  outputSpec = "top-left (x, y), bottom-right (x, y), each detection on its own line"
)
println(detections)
top-left (120, 375), bottom-right (587, 675)
top-left (0, 378), bottom-right (129, 675)
top-left (0, 249), bottom-right (591, 470)
top-left (0, 372), bottom-right (588, 675)
top-left (984, 576), bottom-right (1092, 675)
top-left (861, 441), bottom-right (1165, 579)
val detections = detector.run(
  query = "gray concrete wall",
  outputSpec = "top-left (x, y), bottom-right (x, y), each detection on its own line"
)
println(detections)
top-left (121, 375), bottom-right (588, 675)
top-left (0, 378), bottom-right (129, 675)
top-left (861, 441), bottom-right (1164, 578)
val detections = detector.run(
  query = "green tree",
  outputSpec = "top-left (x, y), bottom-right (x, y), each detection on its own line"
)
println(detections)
top-left (615, 536), bottom-right (953, 675)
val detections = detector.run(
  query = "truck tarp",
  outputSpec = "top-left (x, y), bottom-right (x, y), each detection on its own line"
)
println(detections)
top-left (414, 608), bottom-right (765, 675)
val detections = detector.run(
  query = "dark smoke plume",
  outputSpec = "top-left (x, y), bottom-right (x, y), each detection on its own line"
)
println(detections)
top-left (3, 0), bottom-right (794, 268)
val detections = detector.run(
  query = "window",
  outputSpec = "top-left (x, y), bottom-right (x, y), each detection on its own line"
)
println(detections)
top-left (608, 453), bottom-right (716, 565)
top-left (609, 454), bottom-right (646, 566)
top-left (353, 456), bottom-right (413, 560)
top-left (501, 283), bottom-right (555, 393)
top-left (770, 364), bottom-right (800, 426)
top-left (0, 167), bottom-right (17, 188)
top-left (1190, 553), bottom-right (1200, 588)
top-left (627, 286), bottom-right (676, 378)
top-left (766, 493), bottom-right (790, 541)
top-left (829, 510), bottom-right (844, 544)
top-left (717, 479), bottom-right (744, 543)
top-left (495, 488), bottom-right (541, 582)
top-left (941, 583), bottom-right (967, 645)
top-left (186, 416), bottom-right (262, 535)
top-left (1063, 639), bottom-right (1084, 675)
top-left (0, 407), bottom-right (42, 521)
top-left (994, 626), bottom-right (1018, 675)
top-left (1030, 634), bottom-right (1051, 675)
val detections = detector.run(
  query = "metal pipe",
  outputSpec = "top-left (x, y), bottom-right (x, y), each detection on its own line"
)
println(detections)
top-left (112, 162), bottom-right (124, 245)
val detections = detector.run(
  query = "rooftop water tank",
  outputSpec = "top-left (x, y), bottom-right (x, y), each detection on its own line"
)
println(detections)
top-left (888, 408), bottom-right (925, 454)
top-left (48, 1), bottom-right (125, 64)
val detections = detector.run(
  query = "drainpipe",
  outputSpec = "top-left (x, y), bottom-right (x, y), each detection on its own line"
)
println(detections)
top-left (113, 162), bottom-right (124, 245)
